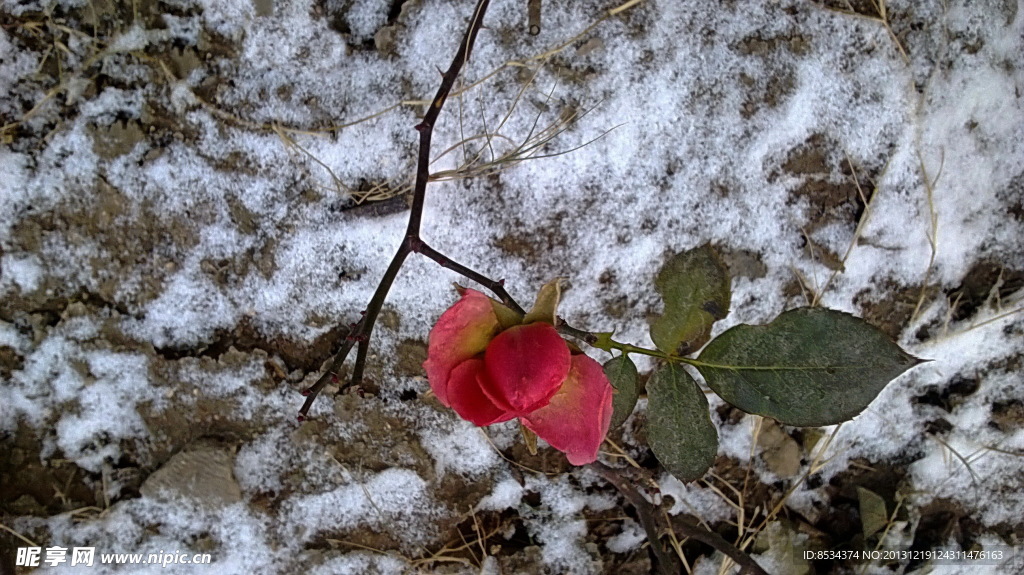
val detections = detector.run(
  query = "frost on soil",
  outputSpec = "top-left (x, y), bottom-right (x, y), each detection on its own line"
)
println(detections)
top-left (1, 0), bottom-right (1023, 573)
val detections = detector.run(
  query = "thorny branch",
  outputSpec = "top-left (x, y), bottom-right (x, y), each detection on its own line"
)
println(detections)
top-left (298, 0), bottom-right (492, 418)
top-left (299, 0), bottom-right (584, 416)
top-left (295, 4), bottom-right (772, 573)
top-left (298, 0), bottom-right (635, 416)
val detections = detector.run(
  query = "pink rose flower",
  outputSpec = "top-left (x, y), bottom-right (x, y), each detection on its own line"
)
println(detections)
top-left (423, 286), bottom-right (613, 465)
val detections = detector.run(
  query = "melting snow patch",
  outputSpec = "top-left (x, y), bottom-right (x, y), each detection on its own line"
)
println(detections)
top-left (0, 253), bottom-right (44, 292)
top-left (532, 518), bottom-right (597, 574)
top-left (606, 518), bottom-right (646, 553)
top-left (419, 420), bottom-right (499, 477)
top-left (658, 473), bottom-right (735, 524)
top-left (283, 468), bottom-right (435, 545)
top-left (476, 477), bottom-right (525, 512)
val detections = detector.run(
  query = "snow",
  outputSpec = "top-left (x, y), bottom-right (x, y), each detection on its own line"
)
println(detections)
top-left (419, 420), bottom-right (499, 477)
top-left (606, 518), bottom-right (646, 553)
top-left (658, 473), bottom-right (735, 524)
top-left (1, 0), bottom-right (1022, 572)
top-left (476, 476), bottom-right (525, 512)
top-left (0, 253), bottom-right (44, 292)
top-left (283, 468), bottom-right (436, 544)
top-left (532, 518), bottom-right (596, 573)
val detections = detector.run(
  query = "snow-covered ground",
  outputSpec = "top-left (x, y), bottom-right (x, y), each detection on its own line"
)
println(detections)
top-left (1, 0), bottom-right (1022, 573)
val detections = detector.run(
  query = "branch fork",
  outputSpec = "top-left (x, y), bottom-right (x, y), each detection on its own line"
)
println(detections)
top-left (295, 4), bottom-right (768, 573)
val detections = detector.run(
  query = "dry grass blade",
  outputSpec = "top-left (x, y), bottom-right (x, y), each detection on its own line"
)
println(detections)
top-left (0, 522), bottom-right (39, 547)
top-left (704, 471), bottom-right (745, 531)
top-left (478, 428), bottom-right (558, 476)
top-left (820, 0), bottom-right (909, 63)
top-left (927, 433), bottom-right (985, 489)
top-left (273, 65), bottom-right (603, 208)
top-left (730, 424), bottom-right (846, 555)
top-left (410, 510), bottom-right (506, 570)
top-left (811, 152), bottom-right (889, 307)
top-left (980, 444), bottom-right (1024, 457)
top-left (609, 0), bottom-right (648, 16)
top-left (602, 437), bottom-right (644, 469)
top-left (274, 125), bottom-right (352, 196)
top-left (166, 0), bottom-right (649, 142)
top-left (131, 0), bottom-right (641, 214)
top-left (919, 305), bottom-right (1024, 347)
top-left (1, 9), bottom-right (105, 142)
top-left (910, 148), bottom-right (942, 324)
top-left (799, 227), bottom-right (823, 305)
top-left (431, 99), bottom-right (614, 186)
top-left (788, 264), bottom-right (815, 307)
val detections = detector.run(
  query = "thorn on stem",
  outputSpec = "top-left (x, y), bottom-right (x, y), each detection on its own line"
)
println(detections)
top-left (301, 388), bottom-right (312, 396)
top-left (297, 414), bottom-right (306, 422)
top-left (331, 374), bottom-right (339, 384)
top-left (498, 278), bottom-right (506, 286)
top-left (414, 123), bottom-right (428, 132)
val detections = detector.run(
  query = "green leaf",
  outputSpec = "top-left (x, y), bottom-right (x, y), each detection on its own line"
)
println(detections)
top-left (523, 278), bottom-right (562, 325)
top-left (694, 307), bottom-right (921, 427)
top-left (857, 486), bottom-right (889, 540)
top-left (647, 365), bottom-right (719, 482)
top-left (650, 244), bottom-right (731, 355)
top-left (604, 355), bottom-right (639, 429)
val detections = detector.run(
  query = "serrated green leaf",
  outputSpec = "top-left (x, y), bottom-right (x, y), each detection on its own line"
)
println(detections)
top-left (650, 244), bottom-right (731, 355)
top-left (857, 487), bottom-right (888, 539)
top-left (604, 355), bottom-right (639, 429)
top-left (647, 365), bottom-right (719, 482)
top-left (695, 307), bottom-right (921, 427)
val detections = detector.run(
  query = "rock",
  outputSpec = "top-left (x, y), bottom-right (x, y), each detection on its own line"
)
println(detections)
top-left (757, 421), bottom-right (801, 478)
top-left (140, 441), bottom-right (242, 507)
top-left (375, 25), bottom-right (399, 56)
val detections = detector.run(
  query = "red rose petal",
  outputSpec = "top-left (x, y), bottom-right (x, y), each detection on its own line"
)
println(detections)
top-left (447, 359), bottom-right (516, 426)
top-left (423, 289), bottom-right (502, 406)
top-left (522, 354), bottom-right (613, 465)
top-left (482, 323), bottom-right (570, 414)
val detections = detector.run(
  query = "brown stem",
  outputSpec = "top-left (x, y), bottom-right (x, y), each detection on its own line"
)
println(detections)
top-left (351, 336), bottom-right (371, 387)
top-left (670, 515), bottom-right (771, 575)
top-left (407, 0), bottom-right (491, 238)
top-left (589, 462), bottom-right (677, 575)
top-left (300, 0), bottom-right (492, 418)
top-left (589, 462), bottom-right (770, 575)
top-left (298, 337), bottom-right (354, 418)
top-left (555, 320), bottom-right (598, 345)
top-left (300, 244), bottom-right (410, 417)
top-left (413, 239), bottom-right (525, 315)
